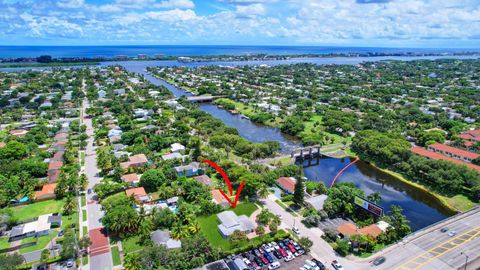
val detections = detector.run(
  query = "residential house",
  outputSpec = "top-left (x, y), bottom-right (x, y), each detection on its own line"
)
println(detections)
top-left (161, 152), bottom-right (186, 161)
top-left (276, 177), bottom-right (297, 194)
top-left (217, 211), bottom-right (255, 238)
top-left (34, 183), bottom-right (57, 202)
top-left (170, 143), bottom-right (185, 153)
top-left (305, 194), bottom-right (328, 211)
top-left (174, 162), bottom-right (201, 177)
top-left (210, 190), bottom-right (230, 208)
top-left (125, 187), bottom-right (151, 204)
top-left (150, 230), bottom-right (181, 249)
top-left (120, 154), bottom-right (149, 170)
top-left (121, 173), bottom-right (140, 186)
top-left (9, 214), bottom-right (62, 241)
top-left (427, 143), bottom-right (479, 163)
top-left (194, 175), bottom-right (213, 187)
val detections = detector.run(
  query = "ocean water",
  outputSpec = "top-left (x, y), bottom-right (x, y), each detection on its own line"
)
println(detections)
top-left (0, 45), bottom-right (479, 59)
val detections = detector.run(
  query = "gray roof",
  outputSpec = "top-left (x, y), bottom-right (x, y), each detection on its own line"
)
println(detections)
top-left (10, 224), bottom-right (25, 237)
top-left (150, 230), bottom-right (181, 249)
top-left (47, 215), bottom-right (62, 224)
top-left (217, 211), bottom-right (255, 237)
top-left (305, 194), bottom-right (328, 211)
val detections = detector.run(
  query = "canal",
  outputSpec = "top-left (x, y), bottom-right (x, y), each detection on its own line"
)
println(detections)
top-left (111, 57), bottom-right (461, 231)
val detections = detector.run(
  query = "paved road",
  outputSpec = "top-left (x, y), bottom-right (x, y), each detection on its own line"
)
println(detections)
top-left (378, 207), bottom-right (480, 270)
top-left (82, 87), bottom-right (113, 270)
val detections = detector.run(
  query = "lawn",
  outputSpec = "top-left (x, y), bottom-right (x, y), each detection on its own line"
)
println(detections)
top-left (0, 236), bottom-right (10, 250)
top-left (111, 246), bottom-right (121, 266)
top-left (82, 255), bottom-right (88, 265)
top-left (82, 210), bottom-right (87, 222)
top-left (197, 203), bottom-right (259, 252)
top-left (20, 233), bottom-right (56, 254)
top-left (445, 194), bottom-right (476, 212)
top-left (300, 115), bottom-right (351, 147)
top-left (232, 202), bottom-right (258, 217)
top-left (10, 200), bottom-right (64, 221)
top-left (118, 235), bottom-right (143, 253)
top-left (82, 226), bottom-right (88, 237)
top-left (81, 195), bottom-right (86, 207)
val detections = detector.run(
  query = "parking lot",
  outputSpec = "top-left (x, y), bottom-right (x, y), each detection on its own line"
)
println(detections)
top-left (223, 238), bottom-right (327, 270)
top-left (317, 217), bottom-right (352, 231)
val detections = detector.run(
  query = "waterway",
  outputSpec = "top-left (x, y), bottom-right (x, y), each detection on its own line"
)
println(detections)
top-left (112, 57), bottom-right (459, 231)
top-left (1, 55), bottom-right (465, 230)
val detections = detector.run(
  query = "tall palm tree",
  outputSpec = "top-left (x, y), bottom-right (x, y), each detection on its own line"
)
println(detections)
top-left (257, 184), bottom-right (270, 199)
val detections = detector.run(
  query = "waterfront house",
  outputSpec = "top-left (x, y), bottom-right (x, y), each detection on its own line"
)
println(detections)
top-left (275, 177), bottom-right (297, 194)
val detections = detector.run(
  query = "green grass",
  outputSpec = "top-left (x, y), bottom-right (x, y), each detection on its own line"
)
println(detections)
top-left (118, 235), bottom-right (143, 253)
top-left (197, 215), bottom-right (232, 250)
top-left (111, 246), bottom-right (121, 266)
top-left (0, 236), bottom-right (10, 250)
top-left (82, 210), bottom-right (87, 222)
top-left (10, 200), bottom-right (64, 221)
top-left (20, 233), bottom-right (56, 254)
top-left (232, 202), bottom-right (258, 217)
top-left (80, 152), bottom-right (85, 166)
top-left (300, 115), bottom-right (351, 147)
top-left (82, 255), bottom-right (89, 265)
top-left (445, 195), bottom-right (476, 212)
top-left (62, 212), bottom-right (79, 237)
top-left (81, 195), bottom-right (86, 207)
top-left (83, 226), bottom-right (88, 237)
top-left (355, 243), bottom-right (385, 258)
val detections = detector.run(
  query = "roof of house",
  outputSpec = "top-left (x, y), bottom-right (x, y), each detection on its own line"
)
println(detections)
top-left (194, 175), bottom-right (213, 187)
top-left (150, 230), bottom-right (181, 249)
top-left (162, 152), bottom-right (185, 160)
top-left (358, 224), bottom-right (383, 238)
top-left (275, 177), bottom-right (296, 193)
top-left (121, 173), bottom-right (140, 183)
top-left (337, 223), bottom-right (359, 236)
top-left (337, 222), bottom-right (385, 238)
top-left (411, 147), bottom-right (480, 171)
top-left (129, 154), bottom-right (148, 164)
top-left (48, 170), bottom-right (61, 182)
top-left (305, 194), bottom-right (328, 211)
top-left (217, 211), bottom-right (255, 236)
top-left (34, 183), bottom-right (57, 200)
top-left (125, 187), bottom-right (147, 197)
top-left (428, 143), bottom-right (479, 160)
top-left (174, 162), bottom-right (200, 173)
top-left (210, 189), bottom-right (229, 205)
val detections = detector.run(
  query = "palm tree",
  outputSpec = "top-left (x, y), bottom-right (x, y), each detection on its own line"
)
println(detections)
top-left (257, 184), bottom-right (270, 199)
top-left (63, 196), bottom-right (77, 215)
top-left (187, 221), bottom-right (200, 235)
top-left (367, 192), bottom-right (382, 204)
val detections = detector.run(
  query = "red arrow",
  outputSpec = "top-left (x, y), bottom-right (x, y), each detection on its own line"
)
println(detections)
top-left (202, 159), bottom-right (244, 208)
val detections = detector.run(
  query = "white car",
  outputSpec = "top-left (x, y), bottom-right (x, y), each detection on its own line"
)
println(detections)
top-left (305, 260), bottom-right (320, 270)
top-left (331, 260), bottom-right (344, 270)
top-left (285, 254), bottom-right (295, 262)
top-left (242, 258), bottom-right (251, 265)
top-left (448, 230), bottom-right (457, 237)
top-left (268, 261), bottom-right (281, 269)
top-left (293, 226), bottom-right (300, 234)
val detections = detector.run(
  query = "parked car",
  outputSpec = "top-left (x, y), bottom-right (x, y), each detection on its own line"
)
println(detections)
top-left (440, 227), bottom-right (449, 233)
top-left (259, 255), bottom-right (269, 265)
top-left (254, 256), bottom-right (264, 266)
top-left (268, 261), bottom-right (281, 270)
top-left (273, 250), bottom-right (282, 259)
top-left (305, 260), bottom-right (320, 270)
top-left (293, 226), bottom-right (300, 234)
top-left (284, 254), bottom-right (295, 262)
top-left (372, 256), bottom-right (386, 266)
top-left (58, 230), bottom-right (64, 237)
top-left (263, 252), bottom-right (274, 263)
top-left (311, 258), bottom-right (326, 270)
top-left (331, 260), bottom-right (344, 270)
top-left (66, 258), bottom-right (75, 268)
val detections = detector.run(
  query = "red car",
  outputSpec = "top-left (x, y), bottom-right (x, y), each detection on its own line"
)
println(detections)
top-left (278, 248), bottom-right (287, 257)
top-left (287, 244), bottom-right (297, 253)
top-left (259, 255), bottom-right (269, 265)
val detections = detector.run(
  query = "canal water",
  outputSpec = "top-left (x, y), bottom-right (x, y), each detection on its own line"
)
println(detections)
top-left (113, 58), bottom-right (459, 231)
top-left (1, 56), bottom-right (464, 230)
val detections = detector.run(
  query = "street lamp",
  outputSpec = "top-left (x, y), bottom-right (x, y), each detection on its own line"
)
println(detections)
top-left (461, 252), bottom-right (469, 270)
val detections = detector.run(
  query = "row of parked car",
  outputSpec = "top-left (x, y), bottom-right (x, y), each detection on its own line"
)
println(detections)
top-left (228, 238), bottom-right (307, 270)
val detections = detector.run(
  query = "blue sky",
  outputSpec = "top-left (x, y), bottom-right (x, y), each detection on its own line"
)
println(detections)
top-left (0, 0), bottom-right (479, 47)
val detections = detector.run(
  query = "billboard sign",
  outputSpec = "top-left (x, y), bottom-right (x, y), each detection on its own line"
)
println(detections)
top-left (354, 196), bottom-right (384, 217)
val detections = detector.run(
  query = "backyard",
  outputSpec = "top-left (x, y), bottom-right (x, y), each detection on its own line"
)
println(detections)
top-left (10, 200), bottom-right (64, 221)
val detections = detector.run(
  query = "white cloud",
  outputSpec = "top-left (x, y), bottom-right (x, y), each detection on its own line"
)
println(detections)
top-left (236, 3), bottom-right (266, 16)
top-left (154, 0), bottom-right (195, 9)
top-left (57, 0), bottom-right (84, 9)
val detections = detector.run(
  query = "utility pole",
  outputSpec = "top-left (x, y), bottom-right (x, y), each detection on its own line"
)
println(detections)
top-left (461, 252), bottom-right (469, 270)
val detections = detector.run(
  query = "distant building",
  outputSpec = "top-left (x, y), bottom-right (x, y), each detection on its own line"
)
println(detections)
top-left (194, 175), bottom-right (213, 187)
top-left (170, 143), bottom-right (185, 153)
top-left (305, 194), bottom-right (328, 211)
top-left (161, 152), bottom-right (186, 161)
top-left (120, 154), bottom-right (149, 170)
top-left (125, 187), bottom-right (150, 204)
top-left (121, 173), bottom-right (140, 186)
top-left (427, 143), bottom-right (479, 163)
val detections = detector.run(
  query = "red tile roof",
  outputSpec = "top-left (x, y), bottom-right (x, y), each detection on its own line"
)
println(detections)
top-left (129, 154), bottom-right (148, 165)
top-left (337, 223), bottom-right (383, 238)
top-left (428, 143), bottom-right (479, 160)
top-left (411, 147), bottom-right (480, 171)
top-left (125, 187), bottom-right (147, 197)
top-left (276, 177), bottom-right (296, 193)
top-left (34, 183), bottom-right (57, 200)
top-left (122, 173), bottom-right (139, 183)
top-left (210, 189), bottom-right (229, 205)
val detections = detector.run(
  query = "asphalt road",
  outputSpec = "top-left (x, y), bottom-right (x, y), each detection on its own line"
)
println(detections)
top-left (378, 207), bottom-right (480, 270)
top-left (83, 94), bottom-right (114, 270)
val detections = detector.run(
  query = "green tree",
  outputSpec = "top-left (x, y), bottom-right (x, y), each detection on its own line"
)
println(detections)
top-left (124, 253), bottom-right (142, 270)
top-left (139, 169), bottom-right (167, 192)
top-left (40, 249), bottom-right (50, 263)
top-left (293, 177), bottom-right (305, 206)
top-left (298, 237), bottom-right (313, 252)
top-left (0, 253), bottom-right (24, 270)
top-left (255, 225), bottom-right (265, 236)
